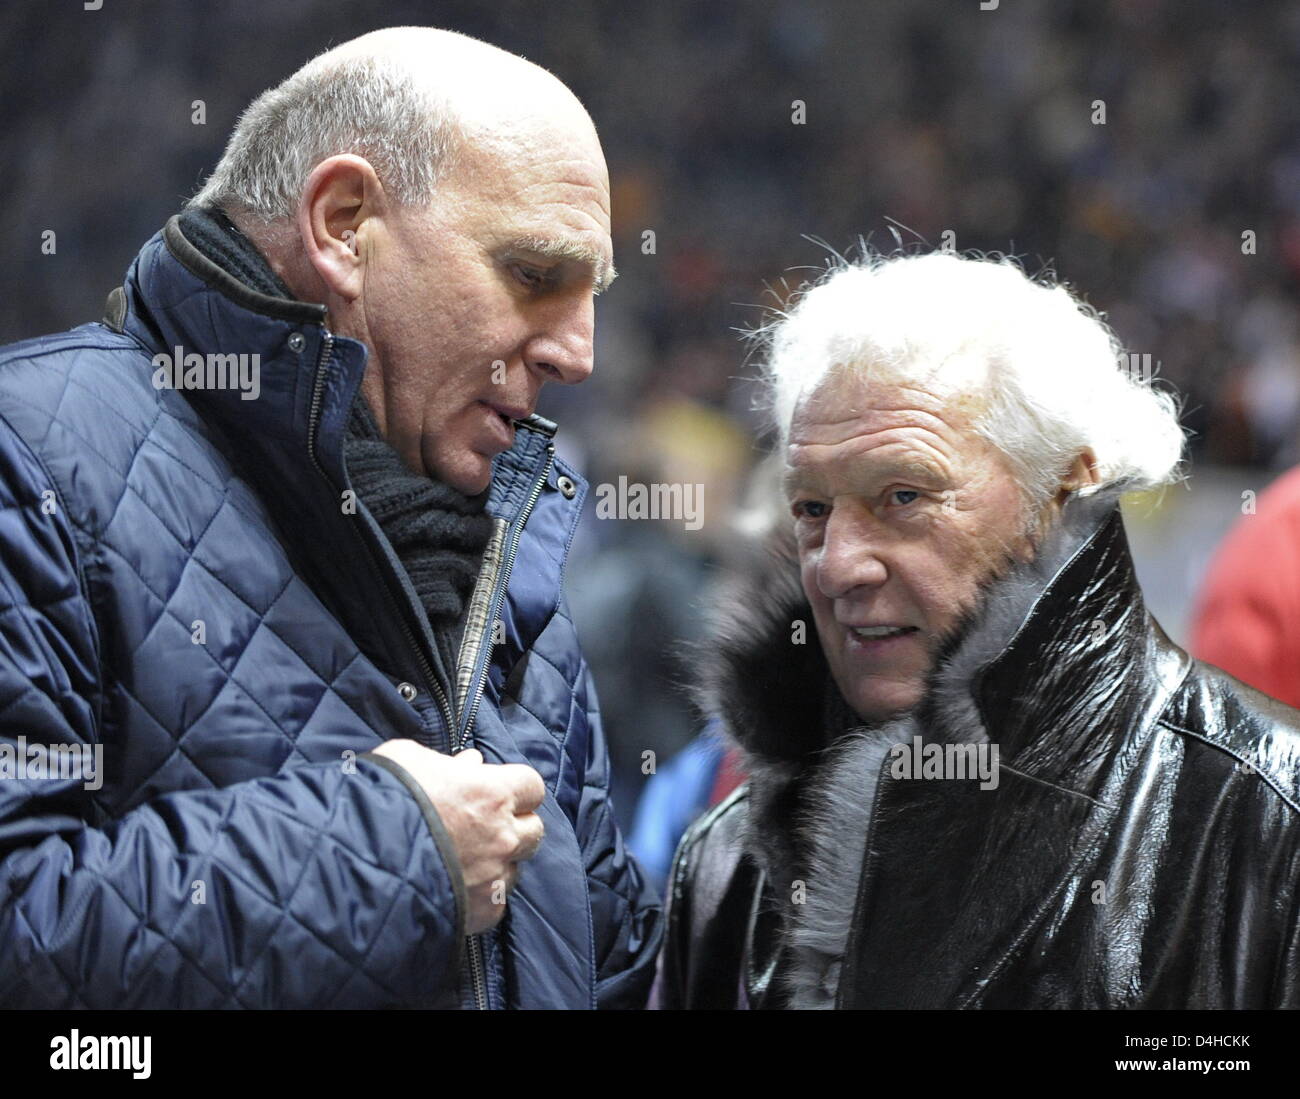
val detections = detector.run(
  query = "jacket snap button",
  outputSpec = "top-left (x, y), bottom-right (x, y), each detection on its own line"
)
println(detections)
top-left (287, 332), bottom-right (306, 353)
top-left (557, 475), bottom-right (577, 499)
top-left (397, 682), bottom-right (418, 702)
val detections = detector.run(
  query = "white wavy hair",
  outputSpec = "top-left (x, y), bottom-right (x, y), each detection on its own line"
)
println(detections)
top-left (758, 250), bottom-right (1186, 509)
top-left (188, 46), bottom-right (459, 233)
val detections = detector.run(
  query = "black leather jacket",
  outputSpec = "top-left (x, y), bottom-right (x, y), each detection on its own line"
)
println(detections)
top-left (657, 489), bottom-right (1300, 1009)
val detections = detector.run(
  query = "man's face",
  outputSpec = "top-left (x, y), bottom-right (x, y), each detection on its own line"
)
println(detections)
top-left (357, 119), bottom-right (613, 493)
top-left (785, 372), bottom-right (1031, 723)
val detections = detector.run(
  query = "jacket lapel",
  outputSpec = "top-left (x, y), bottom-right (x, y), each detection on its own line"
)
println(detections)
top-left (838, 761), bottom-right (1112, 1007)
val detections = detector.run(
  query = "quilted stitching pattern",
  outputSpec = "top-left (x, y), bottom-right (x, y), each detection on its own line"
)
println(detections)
top-left (0, 334), bottom-right (460, 1007)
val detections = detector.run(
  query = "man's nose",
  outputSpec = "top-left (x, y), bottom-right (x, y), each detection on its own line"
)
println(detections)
top-left (815, 504), bottom-right (888, 601)
top-left (523, 295), bottom-right (594, 385)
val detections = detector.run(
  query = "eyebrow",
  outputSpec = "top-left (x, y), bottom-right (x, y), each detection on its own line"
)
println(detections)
top-left (782, 455), bottom-right (947, 496)
top-left (505, 235), bottom-right (618, 295)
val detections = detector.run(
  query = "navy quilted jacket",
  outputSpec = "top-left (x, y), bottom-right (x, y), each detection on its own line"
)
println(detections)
top-left (0, 216), bottom-right (661, 1008)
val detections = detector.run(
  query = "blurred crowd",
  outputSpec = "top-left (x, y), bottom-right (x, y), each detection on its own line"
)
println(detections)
top-left (6, 0), bottom-right (1299, 838)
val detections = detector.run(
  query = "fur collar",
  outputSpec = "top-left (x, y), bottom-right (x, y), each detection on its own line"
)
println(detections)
top-left (696, 484), bottom-right (1134, 1007)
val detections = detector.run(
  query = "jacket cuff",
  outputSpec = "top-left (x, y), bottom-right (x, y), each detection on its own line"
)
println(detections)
top-left (359, 751), bottom-right (469, 943)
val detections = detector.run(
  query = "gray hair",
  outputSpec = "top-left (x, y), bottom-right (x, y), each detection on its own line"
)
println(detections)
top-left (189, 50), bottom-right (459, 234)
top-left (757, 250), bottom-right (1186, 511)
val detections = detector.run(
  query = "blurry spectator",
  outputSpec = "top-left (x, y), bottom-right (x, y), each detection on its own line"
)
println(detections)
top-left (1192, 466), bottom-right (1300, 708)
top-left (624, 453), bottom-right (786, 874)
top-left (627, 720), bottom-right (746, 891)
top-left (566, 395), bottom-right (750, 831)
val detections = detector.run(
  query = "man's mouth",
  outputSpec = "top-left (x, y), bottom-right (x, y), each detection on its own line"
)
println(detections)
top-left (849, 625), bottom-right (918, 640)
top-left (478, 401), bottom-right (519, 449)
top-left (483, 398), bottom-right (531, 423)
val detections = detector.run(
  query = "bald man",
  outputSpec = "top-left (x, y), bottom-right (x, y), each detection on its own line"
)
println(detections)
top-left (0, 27), bottom-right (661, 1009)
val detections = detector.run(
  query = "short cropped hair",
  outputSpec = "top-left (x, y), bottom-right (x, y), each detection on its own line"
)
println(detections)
top-left (189, 50), bottom-right (458, 231)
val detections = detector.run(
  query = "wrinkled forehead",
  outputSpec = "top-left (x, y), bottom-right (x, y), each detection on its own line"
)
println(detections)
top-left (779, 364), bottom-right (1006, 492)
top-left (788, 360), bottom-right (990, 435)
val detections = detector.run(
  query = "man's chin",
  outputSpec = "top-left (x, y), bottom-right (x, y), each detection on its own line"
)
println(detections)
top-left (425, 449), bottom-right (493, 495)
top-left (452, 469), bottom-right (493, 496)
top-left (843, 680), bottom-right (925, 726)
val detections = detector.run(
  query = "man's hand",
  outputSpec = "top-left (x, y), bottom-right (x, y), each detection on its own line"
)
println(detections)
top-left (370, 739), bottom-right (546, 934)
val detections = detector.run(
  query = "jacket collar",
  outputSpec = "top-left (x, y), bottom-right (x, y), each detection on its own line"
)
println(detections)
top-left (115, 214), bottom-right (363, 488)
top-left (927, 484), bottom-right (1192, 792)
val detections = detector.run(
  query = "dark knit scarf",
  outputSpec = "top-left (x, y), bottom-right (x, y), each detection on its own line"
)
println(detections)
top-left (342, 397), bottom-right (494, 673)
top-left (181, 203), bottom-right (494, 675)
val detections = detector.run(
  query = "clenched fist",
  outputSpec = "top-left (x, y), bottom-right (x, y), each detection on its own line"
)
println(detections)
top-left (370, 739), bottom-right (546, 934)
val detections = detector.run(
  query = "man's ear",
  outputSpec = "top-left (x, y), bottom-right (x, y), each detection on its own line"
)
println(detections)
top-left (1058, 448), bottom-right (1101, 500)
top-left (296, 154), bottom-right (384, 301)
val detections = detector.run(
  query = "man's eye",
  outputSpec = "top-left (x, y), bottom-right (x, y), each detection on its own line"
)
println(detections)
top-left (793, 500), bottom-right (828, 519)
top-left (890, 489), bottom-right (921, 506)
top-left (512, 264), bottom-right (549, 290)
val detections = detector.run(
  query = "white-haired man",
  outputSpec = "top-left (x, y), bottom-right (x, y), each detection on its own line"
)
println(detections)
top-left (0, 27), bottom-right (659, 1008)
top-left (656, 251), bottom-right (1300, 1009)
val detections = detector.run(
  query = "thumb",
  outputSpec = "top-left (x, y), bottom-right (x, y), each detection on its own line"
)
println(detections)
top-left (453, 748), bottom-right (484, 766)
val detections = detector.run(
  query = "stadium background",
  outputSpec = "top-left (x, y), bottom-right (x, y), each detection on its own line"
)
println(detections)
top-left (5, 0), bottom-right (1298, 837)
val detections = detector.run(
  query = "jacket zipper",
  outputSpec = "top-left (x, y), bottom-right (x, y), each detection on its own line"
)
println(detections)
top-left (458, 441), bottom-right (557, 1011)
top-left (458, 443), bottom-right (556, 748)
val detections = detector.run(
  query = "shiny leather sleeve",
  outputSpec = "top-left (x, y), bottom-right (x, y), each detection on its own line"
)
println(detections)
top-left (655, 787), bottom-right (755, 1009)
